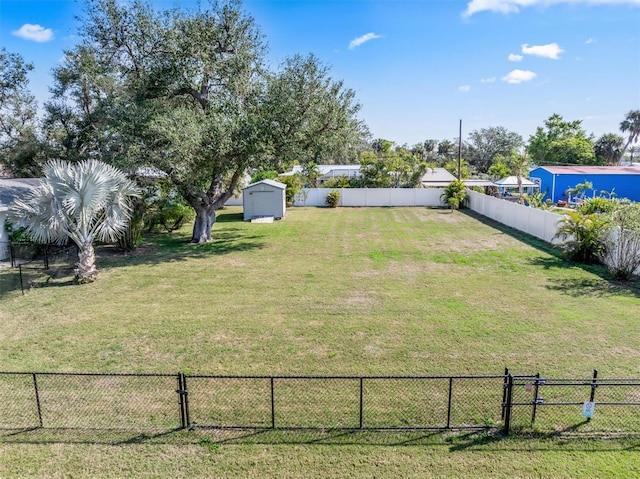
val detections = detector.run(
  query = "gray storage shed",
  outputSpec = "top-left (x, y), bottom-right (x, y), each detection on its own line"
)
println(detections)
top-left (243, 179), bottom-right (286, 221)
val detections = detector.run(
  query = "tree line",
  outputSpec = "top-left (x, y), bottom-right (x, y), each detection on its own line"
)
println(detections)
top-left (1, 0), bottom-right (639, 242)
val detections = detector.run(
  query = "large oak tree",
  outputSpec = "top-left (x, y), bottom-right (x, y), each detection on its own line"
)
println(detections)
top-left (48, 0), bottom-right (367, 242)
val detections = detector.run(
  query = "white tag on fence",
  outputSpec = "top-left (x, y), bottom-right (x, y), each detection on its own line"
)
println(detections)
top-left (582, 401), bottom-right (595, 418)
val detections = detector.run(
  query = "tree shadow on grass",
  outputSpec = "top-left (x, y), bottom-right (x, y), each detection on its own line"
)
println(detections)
top-left (0, 210), bottom-right (265, 295)
top-left (461, 210), bottom-right (640, 299)
top-left (93, 210), bottom-right (266, 270)
top-left (3, 426), bottom-right (638, 451)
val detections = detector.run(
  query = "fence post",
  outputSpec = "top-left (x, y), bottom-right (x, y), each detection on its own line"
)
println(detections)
top-left (19, 264), bottom-right (25, 295)
top-left (588, 369), bottom-right (598, 422)
top-left (359, 377), bottom-right (364, 429)
top-left (531, 372), bottom-right (540, 425)
top-left (177, 373), bottom-right (186, 429)
top-left (270, 377), bottom-right (275, 429)
top-left (32, 373), bottom-right (43, 428)
top-left (503, 374), bottom-right (514, 435)
top-left (501, 367), bottom-right (509, 420)
top-left (446, 377), bottom-right (453, 429)
top-left (183, 374), bottom-right (191, 429)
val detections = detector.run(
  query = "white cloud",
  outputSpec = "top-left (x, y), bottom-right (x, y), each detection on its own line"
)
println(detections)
top-left (12, 23), bottom-right (53, 42)
top-left (463, 0), bottom-right (640, 18)
top-left (481, 77), bottom-right (497, 83)
top-left (502, 69), bottom-right (537, 84)
top-left (586, 37), bottom-right (597, 44)
top-left (522, 43), bottom-right (564, 59)
top-left (459, 85), bottom-right (471, 92)
top-left (508, 53), bottom-right (523, 62)
top-left (348, 33), bottom-right (382, 50)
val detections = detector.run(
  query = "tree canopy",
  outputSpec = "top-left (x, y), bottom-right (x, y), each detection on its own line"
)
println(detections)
top-left (0, 48), bottom-right (44, 177)
top-left (527, 114), bottom-right (595, 166)
top-left (45, 0), bottom-right (368, 242)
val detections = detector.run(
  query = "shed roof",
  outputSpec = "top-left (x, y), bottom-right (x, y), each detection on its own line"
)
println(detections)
top-left (420, 168), bottom-right (457, 185)
top-left (244, 179), bottom-right (287, 190)
top-left (535, 165), bottom-right (640, 175)
top-left (0, 178), bottom-right (43, 211)
top-left (494, 176), bottom-right (539, 187)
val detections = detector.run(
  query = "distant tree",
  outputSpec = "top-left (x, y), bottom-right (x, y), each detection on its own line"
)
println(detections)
top-left (487, 154), bottom-right (511, 180)
top-left (527, 114), bottom-right (595, 165)
top-left (507, 150), bottom-right (530, 198)
top-left (437, 140), bottom-right (457, 165)
top-left (618, 110), bottom-right (640, 165)
top-left (443, 158), bottom-right (471, 180)
top-left (466, 126), bottom-right (523, 173)
top-left (358, 141), bottom-right (431, 188)
top-left (0, 48), bottom-right (44, 177)
top-left (594, 133), bottom-right (624, 165)
top-left (9, 159), bottom-right (139, 283)
top-left (546, 136), bottom-right (596, 165)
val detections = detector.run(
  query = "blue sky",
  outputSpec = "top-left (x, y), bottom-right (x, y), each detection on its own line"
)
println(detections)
top-left (1, 0), bottom-right (639, 146)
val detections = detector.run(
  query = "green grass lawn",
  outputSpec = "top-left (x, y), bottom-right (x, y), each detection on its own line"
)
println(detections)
top-left (1, 206), bottom-right (639, 477)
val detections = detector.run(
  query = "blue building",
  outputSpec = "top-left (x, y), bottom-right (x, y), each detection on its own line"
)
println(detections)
top-left (529, 166), bottom-right (640, 203)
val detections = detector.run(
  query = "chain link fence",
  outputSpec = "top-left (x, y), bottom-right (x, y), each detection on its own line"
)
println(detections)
top-left (3, 242), bottom-right (78, 294)
top-left (506, 372), bottom-right (640, 435)
top-left (2, 370), bottom-right (639, 440)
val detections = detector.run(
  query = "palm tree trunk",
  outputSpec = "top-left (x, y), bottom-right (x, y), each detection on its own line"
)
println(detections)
top-left (75, 241), bottom-right (99, 283)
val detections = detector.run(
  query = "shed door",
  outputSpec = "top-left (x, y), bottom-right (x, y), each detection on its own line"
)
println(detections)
top-left (249, 190), bottom-right (275, 218)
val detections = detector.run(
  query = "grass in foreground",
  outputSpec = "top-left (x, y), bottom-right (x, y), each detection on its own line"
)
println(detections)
top-left (1, 206), bottom-right (639, 477)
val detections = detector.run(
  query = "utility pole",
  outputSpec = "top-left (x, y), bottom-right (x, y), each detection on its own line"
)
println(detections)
top-left (457, 119), bottom-right (462, 180)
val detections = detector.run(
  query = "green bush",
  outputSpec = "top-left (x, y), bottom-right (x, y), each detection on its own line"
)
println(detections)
top-left (554, 211), bottom-right (610, 264)
top-left (579, 197), bottom-right (617, 215)
top-left (325, 189), bottom-right (340, 208)
top-left (440, 180), bottom-right (468, 211)
top-left (147, 198), bottom-right (196, 233)
top-left (277, 174), bottom-right (302, 206)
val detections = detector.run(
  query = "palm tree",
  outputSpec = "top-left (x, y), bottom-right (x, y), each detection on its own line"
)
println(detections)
top-left (9, 159), bottom-right (139, 283)
top-left (618, 110), bottom-right (640, 165)
top-left (594, 133), bottom-right (623, 165)
top-left (507, 150), bottom-right (530, 199)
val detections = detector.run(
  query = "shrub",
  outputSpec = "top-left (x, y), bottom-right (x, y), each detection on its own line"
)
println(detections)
top-left (440, 180), bottom-right (467, 211)
top-left (147, 198), bottom-right (196, 233)
top-left (325, 189), bottom-right (340, 208)
top-left (579, 197), bottom-right (616, 215)
top-left (554, 211), bottom-right (610, 264)
top-left (601, 203), bottom-right (640, 280)
top-left (277, 174), bottom-right (302, 206)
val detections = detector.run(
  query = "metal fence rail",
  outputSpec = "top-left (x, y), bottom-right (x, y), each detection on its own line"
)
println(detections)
top-left (1, 370), bottom-right (639, 437)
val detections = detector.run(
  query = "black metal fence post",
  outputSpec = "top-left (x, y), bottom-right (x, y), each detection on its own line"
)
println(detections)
top-left (531, 372), bottom-right (540, 425)
top-left (503, 374), bottom-right (513, 435)
top-left (501, 367), bottom-right (509, 420)
top-left (177, 373), bottom-right (186, 429)
top-left (588, 369), bottom-right (598, 422)
top-left (446, 377), bottom-right (453, 429)
top-left (32, 373), bottom-right (43, 427)
top-left (182, 374), bottom-right (190, 429)
top-left (270, 377), bottom-right (275, 429)
top-left (359, 377), bottom-right (364, 429)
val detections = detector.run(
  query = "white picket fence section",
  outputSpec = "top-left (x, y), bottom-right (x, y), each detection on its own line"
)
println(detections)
top-left (466, 190), bottom-right (563, 244)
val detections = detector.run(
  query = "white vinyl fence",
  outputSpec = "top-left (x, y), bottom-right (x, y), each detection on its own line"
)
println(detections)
top-left (466, 190), bottom-right (564, 244)
top-left (226, 188), bottom-right (445, 208)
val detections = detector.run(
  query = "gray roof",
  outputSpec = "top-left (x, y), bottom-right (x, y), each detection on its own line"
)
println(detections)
top-left (421, 168), bottom-right (457, 185)
top-left (244, 179), bottom-right (287, 190)
top-left (0, 178), bottom-right (42, 210)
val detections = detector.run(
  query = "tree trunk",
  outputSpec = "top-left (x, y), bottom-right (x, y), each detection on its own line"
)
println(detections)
top-left (75, 241), bottom-right (99, 283)
top-left (191, 202), bottom-right (216, 243)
